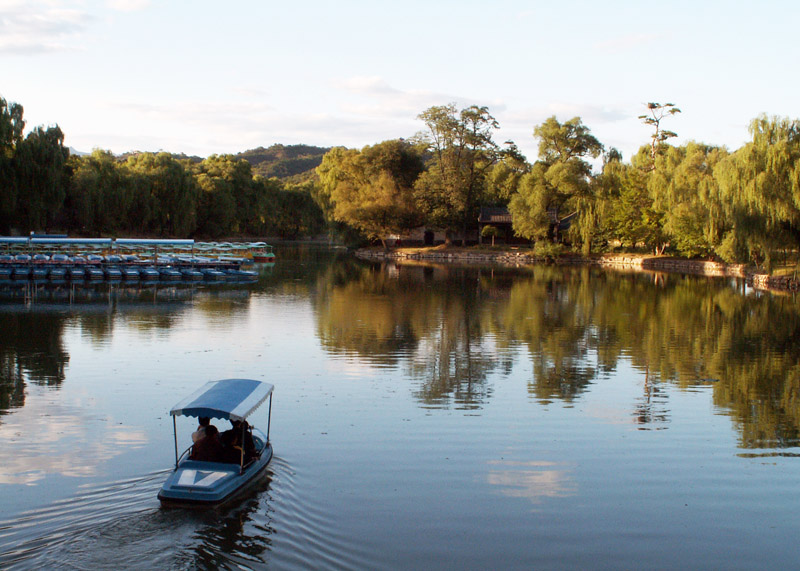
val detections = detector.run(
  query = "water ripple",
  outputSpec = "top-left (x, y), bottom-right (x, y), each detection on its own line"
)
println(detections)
top-left (0, 456), bottom-right (378, 570)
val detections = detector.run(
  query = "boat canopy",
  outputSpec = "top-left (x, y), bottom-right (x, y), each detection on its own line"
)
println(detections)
top-left (115, 239), bottom-right (195, 246)
top-left (32, 237), bottom-right (113, 246)
top-left (0, 237), bottom-right (34, 244)
top-left (169, 378), bottom-right (274, 422)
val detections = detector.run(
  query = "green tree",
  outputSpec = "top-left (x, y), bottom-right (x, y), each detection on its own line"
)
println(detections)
top-left (263, 180), bottom-right (325, 239)
top-left (125, 152), bottom-right (198, 236)
top-left (66, 150), bottom-right (135, 234)
top-left (655, 143), bottom-right (729, 257)
top-left (597, 151), bottom-right (655, 249)
top-left (714, 115), bottom-right (800, 269)
top-left (317, 140), bottom-right (425, 247)
top-left (484, 142), bottom-right (530, 205)
top-left (192, 155), bottom-right (254, 237)
top-left (414, 104), bottom-right (501, 244)
top-left (508, 162), bottom-right (552, 242)
top-left (509, 116), bottom-right (603, 253)
top-left (0, 97), bottom-right (25, 233)
top-left (13, 125), bottom-right (70, 232)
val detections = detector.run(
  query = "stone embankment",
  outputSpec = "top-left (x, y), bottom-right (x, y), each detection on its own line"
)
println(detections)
top-left (355, 248), bottom-right (800, 292)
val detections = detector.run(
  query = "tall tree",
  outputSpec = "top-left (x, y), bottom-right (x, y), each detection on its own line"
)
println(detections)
top-left (0, 97), bottom-right (25, 233)
top-left (413, 104), bottom-right (501, 244)
top-left (509, 116), bottom-right (603, 253)
top-left (639, 102), bottom-right (681, 169)
top-left (13, 125), bottom-right (70, 232)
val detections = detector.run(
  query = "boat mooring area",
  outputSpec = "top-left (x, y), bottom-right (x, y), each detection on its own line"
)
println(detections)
top-left (0, 237), bottom-right (275, 284)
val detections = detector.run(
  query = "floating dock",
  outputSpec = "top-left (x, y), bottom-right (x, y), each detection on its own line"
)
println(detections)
top-left (0, 237), bottom-right (273, 284)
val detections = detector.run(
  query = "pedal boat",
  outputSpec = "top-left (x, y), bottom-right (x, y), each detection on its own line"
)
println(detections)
top-left (158, 378), bottom-right (274, 507)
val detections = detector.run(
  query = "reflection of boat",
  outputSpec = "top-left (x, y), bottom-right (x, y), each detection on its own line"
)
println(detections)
top-left (224, 269), bottom-right (258, 282)
top-left (49, 266), bottom-right (67, 280)
top-left (201, 268), bottom-right (227, 281)
top-left (158, 379), bottom-right (274, 507)
top-left (104, 266), bottom-right (123, 280)
top-left (12, 266), bottom-right (31, 279)
top-left (158, 267), bottom-right (182, 281)
top-left (180, 268), bottom-right (204, 281)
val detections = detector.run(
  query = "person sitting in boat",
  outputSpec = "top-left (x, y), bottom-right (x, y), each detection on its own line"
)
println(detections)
top-left (221, 420), bottom-right (257, 464)
top-left (189, 424), bottom-right (224, 462)
top-left (191, 417), bottom-right (211, 443)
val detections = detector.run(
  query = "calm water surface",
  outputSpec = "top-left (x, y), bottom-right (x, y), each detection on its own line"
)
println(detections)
top-left (1, 246), bottom-right (799, 569)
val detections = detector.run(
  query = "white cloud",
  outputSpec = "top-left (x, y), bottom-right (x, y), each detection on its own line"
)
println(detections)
top-left (0, 395), bottom-right (148, 485)
top-left (0, 1), bottom-right (91, 55)
top-left (487, 459), bottom-right (576, 503)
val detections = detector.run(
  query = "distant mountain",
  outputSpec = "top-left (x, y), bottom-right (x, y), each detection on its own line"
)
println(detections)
top-left (236, 144), bottom-right (331, 182)
top-left (69, 144), bottom-right (331, 183)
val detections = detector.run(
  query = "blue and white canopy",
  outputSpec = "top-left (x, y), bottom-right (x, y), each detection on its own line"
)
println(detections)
top-left (169, 379), bottom-right (274, 422)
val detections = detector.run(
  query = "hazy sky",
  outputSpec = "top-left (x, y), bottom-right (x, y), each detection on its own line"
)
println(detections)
top-left (2, 0), bottom-right (799, 164)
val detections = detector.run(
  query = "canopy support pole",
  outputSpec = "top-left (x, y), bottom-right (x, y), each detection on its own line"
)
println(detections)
top-left (173, 415), bottom-right (179, 470)
top-left (239, 424), bottom-right (246, 474)
top-left (266, 394), bottom-right (272, 444)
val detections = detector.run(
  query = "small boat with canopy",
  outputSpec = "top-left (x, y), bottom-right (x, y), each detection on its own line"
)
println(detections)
top-left (158, 378), bottom-right (274, 507)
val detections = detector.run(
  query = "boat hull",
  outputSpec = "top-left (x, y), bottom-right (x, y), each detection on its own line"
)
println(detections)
top-left (158, 442), bottom-right (272, 507)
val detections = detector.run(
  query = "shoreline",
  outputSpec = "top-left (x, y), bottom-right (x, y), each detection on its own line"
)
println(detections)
top-left (354, 247), bottom-right (799, 293)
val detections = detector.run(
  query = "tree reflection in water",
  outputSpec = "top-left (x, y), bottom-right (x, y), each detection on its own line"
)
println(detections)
top-left (0, 312), bottom-right (69, 415)
top-left (2, 258), bottom-right (799, 450)
top-left (314, 259), bottom-right (800, 449)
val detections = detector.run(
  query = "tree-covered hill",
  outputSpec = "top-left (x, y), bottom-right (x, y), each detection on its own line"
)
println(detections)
top-left (236, 144), bottom-right (331, 182)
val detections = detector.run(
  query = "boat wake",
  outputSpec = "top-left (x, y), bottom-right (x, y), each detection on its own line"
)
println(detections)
top-left (0, 456), bottom-right (374, 570)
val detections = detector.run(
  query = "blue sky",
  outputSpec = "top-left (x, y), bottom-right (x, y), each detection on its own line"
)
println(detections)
top-left (2, 0), bottom-right (799, 164)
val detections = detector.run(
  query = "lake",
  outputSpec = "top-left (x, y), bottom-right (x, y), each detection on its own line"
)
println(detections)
top-left (1, 246), bottom-right (799, 569)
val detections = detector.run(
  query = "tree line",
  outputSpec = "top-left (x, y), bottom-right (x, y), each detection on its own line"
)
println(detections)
top-left (4, 92), bottom-right (800, 268)
top-left (0, 96), bottom-right (325, 239)
top-left (317, 102), bottom-right (800, 270)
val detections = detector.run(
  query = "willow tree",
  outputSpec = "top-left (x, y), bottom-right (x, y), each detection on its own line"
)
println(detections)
top-left (714, 115), bottom-right (800, 267)
top-left (653, 142), bottom-right (729, 257)
top-left (13, 125), bottom-right (70, 233)
top-left (714, 115), bottom-right (800, 269)
top-left (509, 116), bottom-right (603, 254)
top-left (0, 97), bottom-right (25, 232)
top-left (414, 104), bottom-right (501, 244)
top-left (66, 149), bottom-right (134, 234)
top-left (317, 140), bottom-right (425, 248)
top-left (125, 152), bottom-right (198, 236)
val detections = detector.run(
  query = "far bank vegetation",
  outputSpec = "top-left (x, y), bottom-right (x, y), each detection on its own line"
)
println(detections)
top-left (2, 95), bottom-right (800, 273)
